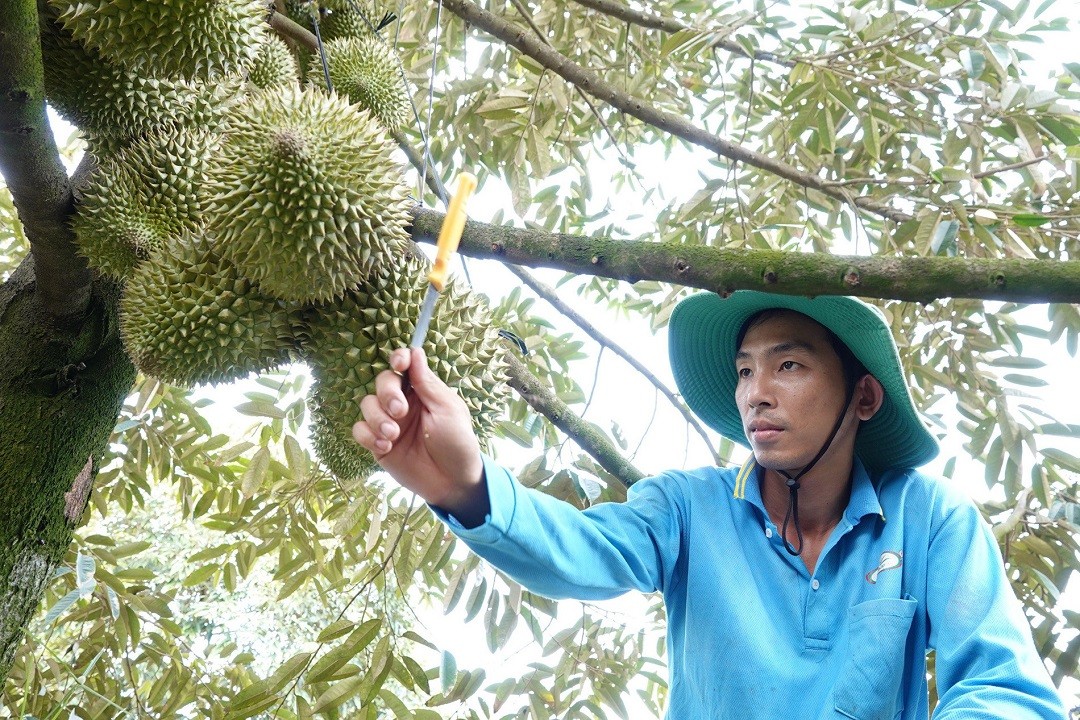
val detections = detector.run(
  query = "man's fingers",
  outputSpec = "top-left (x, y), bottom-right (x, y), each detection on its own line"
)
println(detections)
top-left (352, 420), bottom-right (391, 455)
top-left (405, 348), bottom-right (454, 406)
top-left (374, 367), bottom-right (408, 419)
top-left (359, 393), bottom-right (398, 444)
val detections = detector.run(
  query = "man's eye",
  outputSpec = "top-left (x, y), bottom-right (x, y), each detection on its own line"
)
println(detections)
top-left (737, 368), bottom-right (751, 378)
top-left (780, 361), bottom-right (797, 371)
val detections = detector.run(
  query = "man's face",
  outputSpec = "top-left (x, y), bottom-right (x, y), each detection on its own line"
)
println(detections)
top-left (734, 310), bottom-right (853, 474)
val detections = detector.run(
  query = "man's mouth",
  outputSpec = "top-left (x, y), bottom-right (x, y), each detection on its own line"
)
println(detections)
top-left (748, 421), bottom-right (784, 440)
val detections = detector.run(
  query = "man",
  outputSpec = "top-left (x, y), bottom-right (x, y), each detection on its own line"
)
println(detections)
top-left (354, 290), bottom-right (1066, 719)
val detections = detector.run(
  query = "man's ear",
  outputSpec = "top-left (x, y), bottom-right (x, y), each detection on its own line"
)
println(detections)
top-left (854, 374), bottom-right (885, 421)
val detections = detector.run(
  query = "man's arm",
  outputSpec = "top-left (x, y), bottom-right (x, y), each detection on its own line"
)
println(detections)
top-left (354, 347), bottom-right (684, 598)
top-left (926, 495), bottom-right (1066, 719)
top-left (353, 346), bottom-right (490, 526)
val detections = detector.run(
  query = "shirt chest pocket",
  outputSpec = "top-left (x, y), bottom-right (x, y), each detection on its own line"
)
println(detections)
top-left (832, 597), bottom-right (918, 720)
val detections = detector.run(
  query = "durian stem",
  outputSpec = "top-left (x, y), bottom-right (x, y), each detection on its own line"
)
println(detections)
top-left (269, 8), bottom-right (319, 53)
top-left (503, 349), bottom-right (645, 487)
top-left (0, 0), bottom-right (91, 327)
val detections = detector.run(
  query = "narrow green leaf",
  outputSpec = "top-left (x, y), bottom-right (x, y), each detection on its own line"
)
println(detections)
top-left (266, 652), bottom-right (314, 695)
top-left (241, 447), bottom-right (271, 497)
top-left (44, 589), bottom-right (81, 624)
top-left (317, 619), bottom-right (356, 643)
top-left (439, 651), bottom-right (457, 693)
top-left (1002, 373), bottom-right (1048, 387)
top-left (182, 565), bottom-right (218, 587)
top-left (311, 676), bottom-right (365, 713)
top-left (1012, 214), bottom-right (1051, 227)
top-left (308, 619), bottom-right (381, 683)
top-left (235, 401), bottom-right (286, 419)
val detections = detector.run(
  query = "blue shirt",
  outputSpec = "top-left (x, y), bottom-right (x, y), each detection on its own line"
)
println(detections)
top-left (436, 455), bottom-right (1066, 719)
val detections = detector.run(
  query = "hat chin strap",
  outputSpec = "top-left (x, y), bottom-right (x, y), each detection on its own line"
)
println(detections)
top-left (776, 382), bottom-right (857, 557)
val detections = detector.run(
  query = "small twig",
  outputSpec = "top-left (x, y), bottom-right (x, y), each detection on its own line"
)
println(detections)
top-left (994, 487), bottom-right (1032, 540)
top-left (508, 266), bottom-right (721, 464)
top-left (437, 0), bottom-right (910, 223)
top-left (507, 0), bottom-right (631, 165)
top-left (569, 0), bottom-right (795, 67)
top-left (503, 350), bottom-right (644, 486)
top-left (974, 154), bottom-right (1051, 180)
top-left (269, 8), bottom-right (319, 50)
top-left (798, 0), bottom-right (975, 63)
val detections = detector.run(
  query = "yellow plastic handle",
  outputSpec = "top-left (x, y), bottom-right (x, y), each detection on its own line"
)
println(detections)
top-left (428, 172), bottom-right (477, 291)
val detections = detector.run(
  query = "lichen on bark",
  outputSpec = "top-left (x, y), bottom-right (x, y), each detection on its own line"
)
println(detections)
top-left (0, 257), bottom-right (134, 679)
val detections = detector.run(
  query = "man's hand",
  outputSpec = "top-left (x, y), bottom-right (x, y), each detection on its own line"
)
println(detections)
top-left (353, 347), bottom-right (490, 527)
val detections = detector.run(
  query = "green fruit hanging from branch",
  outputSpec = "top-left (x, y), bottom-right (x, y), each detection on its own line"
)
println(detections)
top-left (302, 257), bottom-right (509, 481)
top-left (307, 36), bottom-right (411, 131)
top-left (48, 0), bottom-right (267, 80)
top-left (205, 85), bottom-right (412, 303)
top-left (120, 233), bottom-right (303, 387)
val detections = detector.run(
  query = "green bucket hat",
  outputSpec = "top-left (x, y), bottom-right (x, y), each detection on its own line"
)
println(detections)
top-left (668, 290), bottom-right (939, 473)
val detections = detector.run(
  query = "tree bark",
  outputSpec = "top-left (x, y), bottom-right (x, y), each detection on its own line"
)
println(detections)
top-left (0, 258), bottom-right (134, 681)
top-left (0, 0), bottom-right (91, 328)
top-left (409, 206), bottom-right (1080, 304)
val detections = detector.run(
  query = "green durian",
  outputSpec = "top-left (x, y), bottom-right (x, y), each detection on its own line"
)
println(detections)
top-left (73, 129), bottom-right (220, 278)
top-left (49, 0), bottom-right (266, 80)
top-left (319, 0), bottom-right (378, 41)
top-left (120, 233), bottom-right (302, 387)
top-left (302, 258), bottom-right (509, 480)
top-left (206, 86), bottom-right (412, 303)
top-left (307, 36), bottom-right (411, 131)
top-left (41, 19), bottom-right (236, 153)
top-left (247, 36), bottom-right (300, 89)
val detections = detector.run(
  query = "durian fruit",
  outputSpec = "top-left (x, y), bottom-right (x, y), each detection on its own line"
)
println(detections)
top-left (205, 86), bottom-right (412, 303)
top-left (41, 19), bottom-right (236, 154)
top-left (302, 258), bottom-right (509, 481)
top-left (319, 0), bottom-right (378, 41)
top-left (120, 232), bottom-right (302, 387)
top-left (49, 0), bottom-right (266, 80)
top-left (73, 129), bottom-right (220, 278)
top-left (307, 36), bottom-right (411, 131)
top-left (73, 167), bottom-right (172, 279)
top-left (247, 36), bottom-right (300, 90)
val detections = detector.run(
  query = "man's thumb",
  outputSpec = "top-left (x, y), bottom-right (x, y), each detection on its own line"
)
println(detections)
top-left (406, 348), bottom-right (447, 404)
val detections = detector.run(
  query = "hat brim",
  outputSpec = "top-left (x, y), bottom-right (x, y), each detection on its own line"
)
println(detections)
top-left (669, 291), bottom-right (938, 473)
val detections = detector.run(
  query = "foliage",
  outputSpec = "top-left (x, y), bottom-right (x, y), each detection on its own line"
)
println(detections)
top-left (2, 0), bottom-right (1080, 717)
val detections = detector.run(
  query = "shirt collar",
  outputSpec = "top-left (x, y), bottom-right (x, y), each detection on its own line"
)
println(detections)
top-left (732, 455), bottom-right (885, 524)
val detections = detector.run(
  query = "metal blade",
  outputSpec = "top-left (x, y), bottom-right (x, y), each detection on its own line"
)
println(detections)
top-left (409, 285), bottom-right (439, 349)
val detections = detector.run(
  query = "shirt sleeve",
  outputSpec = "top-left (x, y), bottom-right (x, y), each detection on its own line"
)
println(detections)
top-left (430, 454), bottom-right (685, 600)
top-left (926, 491), bottom-right (1066, 719)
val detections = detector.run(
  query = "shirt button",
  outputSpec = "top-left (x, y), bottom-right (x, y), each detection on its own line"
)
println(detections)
top-left (765, 528), bottom-right (773, 538)
top-left (811, 579), bottom-right (820, 591)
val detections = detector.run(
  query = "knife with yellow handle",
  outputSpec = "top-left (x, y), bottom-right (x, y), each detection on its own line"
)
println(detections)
top-left (409, 171), bottom-right (478, 349)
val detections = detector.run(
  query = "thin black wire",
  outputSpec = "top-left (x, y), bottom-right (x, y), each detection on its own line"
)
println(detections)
top-left (310, 4), bottom-right (334, 92)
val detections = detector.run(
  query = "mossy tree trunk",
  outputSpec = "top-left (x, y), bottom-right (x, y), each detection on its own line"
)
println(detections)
top-left (0, 257), bottom-right (134, 680)
top-left (0, 0), bottom-right (135, 680)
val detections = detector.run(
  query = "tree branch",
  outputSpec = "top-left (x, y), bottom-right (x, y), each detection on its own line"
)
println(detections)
top-left (974, 154), bottom-right (1051, 180)
top-left (269, 6), bottom-right (318, 49)
top-left (993, 487), bottom-right (1031, 540)
top-left (503, 350), bottom-right (644, 486)
top-left (436, 0), bottom-right (911, 224)
top-left (507, 0), bottom-right (629, 163)
top-left (569, 0), bottom-right (794, 67)
top-left (0, 0), bottom-right (90, 326)
top-left (508, 265), bottom-right (721, 464)
top-left (409, 206), bottom-right (1080, 304)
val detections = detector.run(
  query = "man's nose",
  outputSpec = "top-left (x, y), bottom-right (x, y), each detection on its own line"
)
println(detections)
top-left (744, 374), bottom-right (775, 408)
